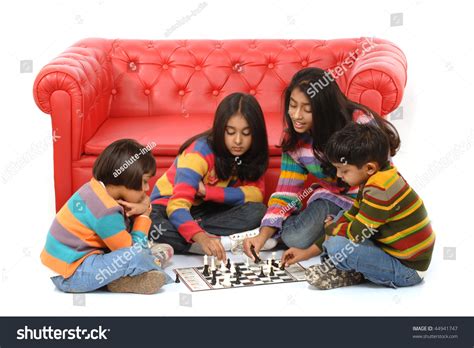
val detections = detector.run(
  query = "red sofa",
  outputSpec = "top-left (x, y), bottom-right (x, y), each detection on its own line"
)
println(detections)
top-left (33, 38), bottom-right (407, 211)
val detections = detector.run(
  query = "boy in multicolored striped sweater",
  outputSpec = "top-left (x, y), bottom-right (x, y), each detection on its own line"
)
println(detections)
top-left (282, 122), bottom-right (435, 289)
top-left (41, 139), bottom-right (172, 294)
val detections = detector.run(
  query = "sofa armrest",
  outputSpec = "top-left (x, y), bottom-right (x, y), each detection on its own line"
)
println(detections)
top-left (345, 38), bottom-right (407, 116)
top-left (33, 45), bottom-right (113, 210)
top-left (33, 45), bottom-right (113, 159)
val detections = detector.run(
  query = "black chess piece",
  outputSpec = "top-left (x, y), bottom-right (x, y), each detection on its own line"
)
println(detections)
top-left (272, 260), bottom-right (279, 268)
top-left (259, 266), bottom-right (265, 277)
top-left (250, 245), bottom-right (262, 263)
top-left (269, 266), bottom-right (275, 277)
top-left (226, 258), bottom-right (231, 269)
top-left (175, 273), bottom-right (180, 283)
top-left (235, 273), bottom-right (241, 285)
top-left (202, 264), bottom-right (210, 277)
top-left (211, 270), bottom-right (217, 285)
top-left (279, 263), bottom-right (286, 271)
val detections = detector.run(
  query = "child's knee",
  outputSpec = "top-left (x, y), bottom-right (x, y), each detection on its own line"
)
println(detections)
top-left (244, 202), bottom-right (267, 219)
top-left (323, 236), bottom-right (352, 257)
top-left (281, 231), bottom-right (312, 249)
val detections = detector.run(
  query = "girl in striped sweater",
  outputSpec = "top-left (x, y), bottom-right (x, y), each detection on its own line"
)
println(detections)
top-left (286, 123), bottom-right (435, 289)
top-left (150, 93), bottom-right (271, 260)
top-left (243, 68), bottom-right (399, 258)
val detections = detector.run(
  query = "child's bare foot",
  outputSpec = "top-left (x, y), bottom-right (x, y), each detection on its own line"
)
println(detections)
top-left (107, 270), bottom-right (166, 294)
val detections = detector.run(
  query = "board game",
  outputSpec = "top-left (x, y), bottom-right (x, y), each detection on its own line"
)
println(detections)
top-left (174, 256), bottom-right (307, 292)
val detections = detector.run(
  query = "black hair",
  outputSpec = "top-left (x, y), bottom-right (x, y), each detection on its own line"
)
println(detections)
top-left (93, 139), bottom-right (156, 190)
top-left (179, 92), bottom-right (269, 182)
top-left (281, 67), bottom-right (400, 161)
top-left (325, 122), bottom-right (394, 169)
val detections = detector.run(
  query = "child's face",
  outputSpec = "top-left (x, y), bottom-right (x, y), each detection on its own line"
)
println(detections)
top-left (225, 114), bottom-right (252, 157)
top-left (332, 162), bottom-right (378, 187)
top-left (288, 88), bottom-right (313, 133)
top-left (119, 173), bottom-right (152, 203)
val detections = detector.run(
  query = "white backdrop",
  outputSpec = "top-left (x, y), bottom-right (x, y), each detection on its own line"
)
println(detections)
top-left (0, 0), bottom-right (473, 316)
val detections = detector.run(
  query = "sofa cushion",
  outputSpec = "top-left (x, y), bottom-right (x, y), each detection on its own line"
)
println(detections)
top-left (84, 113), bottom-right (284, 156)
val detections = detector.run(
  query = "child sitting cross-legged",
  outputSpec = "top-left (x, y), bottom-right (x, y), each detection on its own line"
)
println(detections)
top-left (282, 122), bottom-right (435, 290)
top-left (41, 139), bottom-right (173, 294)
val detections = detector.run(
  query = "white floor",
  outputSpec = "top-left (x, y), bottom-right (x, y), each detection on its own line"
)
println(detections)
top-left (1, 0), bottom-right (473, 317)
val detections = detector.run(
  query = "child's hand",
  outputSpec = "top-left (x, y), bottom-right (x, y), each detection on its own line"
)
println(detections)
top-left (117, 196), bottom-right (151, 217)
top-left (324, 215), bottom-right (334, 228)
top-left (281, 245), bottom-right (321, 267)
top-left (192, 232), bottom-right (226, 261)
top-left (196, 181), bottom-right (206, 198)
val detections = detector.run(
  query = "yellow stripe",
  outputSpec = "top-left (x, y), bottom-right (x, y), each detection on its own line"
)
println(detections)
top-left (383, 171), bottom-right (399, 187)
top-left (240, 186), bottom-right (263, 203)
top-left (363, 186), bottom-right (412, 211)
top-left (382, 233), bottom-right (435, 259)
top-left (378, 216), bottom-right (430, 243)
top-left (167, 197), bottom-right (193, 215)
top-left (280, 170), bottom-right (307, 181)
top-left (177, 152), bottom-right (208, 176)
top-left (155, 175), bottom-right (174, 196)
top-left (356, 214), bottom-right (383, 228)
top-left (387, 199), bottom-right (423, 222)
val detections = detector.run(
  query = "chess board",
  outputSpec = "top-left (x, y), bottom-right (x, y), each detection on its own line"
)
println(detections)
top-left (174, 260), bottom-right (306, 292)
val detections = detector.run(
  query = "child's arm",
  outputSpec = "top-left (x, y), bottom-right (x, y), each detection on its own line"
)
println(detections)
top-left (166, 150), bottom-right (209, 243)
top-left (202, 176), bottom-right (265, 205)
top-left (95, 210), bottom-right (151, 250)
top-left (281, 245), bottom-right (321, 266)
top-left (329, 186), bottom-right (390, 243)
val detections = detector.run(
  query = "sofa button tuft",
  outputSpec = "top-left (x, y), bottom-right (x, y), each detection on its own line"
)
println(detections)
top-left (144, 89), bottom-right (150, 95)
top-left (179, 90), bottom-right (185, 96)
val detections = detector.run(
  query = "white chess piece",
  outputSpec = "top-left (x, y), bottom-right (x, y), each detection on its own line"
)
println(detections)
top-left (245, 256), bottom-right (250, 268)
top-left (204, 254), bottom-right (208, 265)
top-left (220, 260), bottom-right (227, 274)
top-left (230, 261), bottom-right (236, 275)
top-left (221, 273), bottom-right (232, 287)
top-left (211, 256), bottom-right (216, 271)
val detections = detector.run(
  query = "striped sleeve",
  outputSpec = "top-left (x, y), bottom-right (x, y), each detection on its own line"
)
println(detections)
top-left (204, 176), bottom-right (265, 205)
top-left (331, 186), bottom-right (389, 242)
top-left (260, 152), bottom-right (308, 231)
top-left (166, 150), bottom-right (208, 242)
top-left (95, 213), bottom-right (151, 250)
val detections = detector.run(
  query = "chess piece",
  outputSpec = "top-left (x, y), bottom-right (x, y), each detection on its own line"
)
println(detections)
top-left (221, 273), bottom-right (232, 287)
top-left (250, 245), bottom-right (261, 263)
top-left (211, 256), bottom-right (216, 271)
top-left (211, 270), bottom-right (217, 285)
top-left (259, 266), bottom-right (265, 277)
top-left (203, 264), bottom-right (210, 277)
top-left (279, 261), bottom-right (286, 271)
top-left (235, 273), bottom-right (241, 285)
top-left (220, 260), bottom-right (227, 273)
top-left (175, 273), bottom-right (180, 283)
top-left (226, 258), bottom-right (231, 269)
top-left (230, 261), bottom-right (236, 275)
top-left (269, 266), bottom-right (275, 277)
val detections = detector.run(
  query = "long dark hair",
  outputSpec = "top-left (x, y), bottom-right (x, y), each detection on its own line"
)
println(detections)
top-left (281, 67), bottom-right (400, 177)
top-left (179, 93), bottom-right (269, 182)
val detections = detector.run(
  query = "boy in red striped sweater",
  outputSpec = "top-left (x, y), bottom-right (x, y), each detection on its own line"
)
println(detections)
top-left (282, 122), bottom-right (435, 289)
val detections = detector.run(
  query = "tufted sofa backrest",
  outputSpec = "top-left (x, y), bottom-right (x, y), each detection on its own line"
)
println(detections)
top-left (72, 38), bottom-right (398, 119)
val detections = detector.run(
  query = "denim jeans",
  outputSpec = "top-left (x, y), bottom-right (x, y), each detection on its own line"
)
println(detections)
top-left (280, 199), bottom-right (342, 249)
top-left (51, 246), bottom-right (172, 293)
top-left (323, 236), bottom-right (423, 288)
top-left (150, 202), bottom-right (267, 253)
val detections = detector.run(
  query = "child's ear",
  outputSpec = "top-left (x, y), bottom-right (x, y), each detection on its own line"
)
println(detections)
top-left (366, 162), bottom-right (378, 175)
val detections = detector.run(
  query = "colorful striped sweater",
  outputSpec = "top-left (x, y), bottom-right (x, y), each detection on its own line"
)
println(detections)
top-left (150, 137), bottom-right (265, 242)
top-left (41, 178), bottom-right (151, 278)
top-left (260, 132), bottom-right (359, 234)
top-left (321, 165), bottom-right (435, 271)
top-left (261, 111), bottom-right (372, 235)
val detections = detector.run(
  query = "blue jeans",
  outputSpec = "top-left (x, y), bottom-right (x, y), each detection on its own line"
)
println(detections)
top-left (51, 246), bottom-right (172, 293)
top-left (280, 199), bottom-right (342, 249)
top-left (323, 236), bottom-right (423, 288)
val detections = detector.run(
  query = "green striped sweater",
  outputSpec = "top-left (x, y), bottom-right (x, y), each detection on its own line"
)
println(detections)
top-left (319, 165), bottom-right (435, 271)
